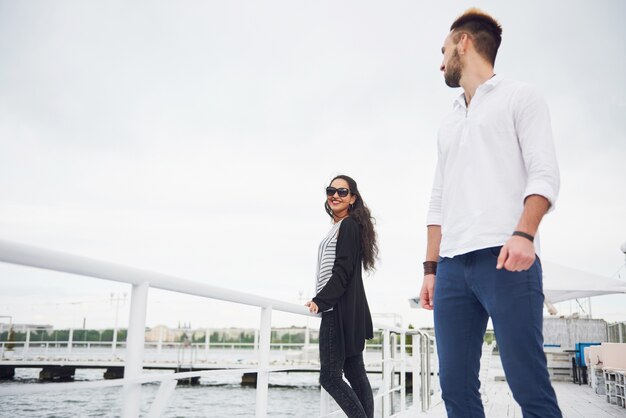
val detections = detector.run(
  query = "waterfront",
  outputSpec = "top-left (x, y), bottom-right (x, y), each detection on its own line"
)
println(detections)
top-left (1, 368), bottom-right (321, 417)
top-left (0, 348), bottom-right (400, 417)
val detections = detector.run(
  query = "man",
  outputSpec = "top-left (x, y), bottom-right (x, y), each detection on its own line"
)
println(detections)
top-left (419, 8), bottom-right (562, 418)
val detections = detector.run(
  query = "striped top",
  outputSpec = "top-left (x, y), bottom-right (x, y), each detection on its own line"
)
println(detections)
top-left (315, 219), bottom-right (344, 311)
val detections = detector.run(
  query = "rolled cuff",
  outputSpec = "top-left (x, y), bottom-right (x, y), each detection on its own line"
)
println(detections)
top-left (426, 211), bottom-right (442, 226)
top-left (524, 181), bottom-right (558, 213)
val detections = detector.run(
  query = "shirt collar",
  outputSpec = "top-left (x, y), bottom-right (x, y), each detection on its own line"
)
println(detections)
top-left (453, 74), bottom-right (504, 109)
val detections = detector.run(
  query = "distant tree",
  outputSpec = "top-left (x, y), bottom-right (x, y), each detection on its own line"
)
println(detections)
top-left (6, 327), bottom-right (15, 351)
top-left (100, 329), bottom-right (114, 341)
top-left (6, 331), bottom-right (26, 342)
top-left (86, 330), bottom-right (101, 342)
top-left (239, 331), bottom-right (255, 343)
top-left (290, 333), bottom-right (305, 344)
top-left (51, 330), bottom-right (70, 342)
top-left (73, 329), bottom-right (86, 341)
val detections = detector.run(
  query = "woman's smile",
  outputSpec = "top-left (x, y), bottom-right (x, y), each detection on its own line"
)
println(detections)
top-left (327, 178), bottom-right (355, 221)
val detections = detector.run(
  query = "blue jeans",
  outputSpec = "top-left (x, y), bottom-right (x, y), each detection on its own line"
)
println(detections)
top-left (434, 247), bottom-right (562, 418)
top-left (319, 311), bottom-right (374, 418)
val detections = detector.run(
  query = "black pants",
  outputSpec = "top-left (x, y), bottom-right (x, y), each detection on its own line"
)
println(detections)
top-left (319, 311), bottom-right (374, 418)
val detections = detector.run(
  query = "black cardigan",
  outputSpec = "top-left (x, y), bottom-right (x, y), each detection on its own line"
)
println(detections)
top-left (313, 217), bottom-right (374, 358)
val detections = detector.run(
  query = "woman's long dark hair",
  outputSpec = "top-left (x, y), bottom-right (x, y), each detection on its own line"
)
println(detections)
top-left (324, 174), bottom-right (378, 271)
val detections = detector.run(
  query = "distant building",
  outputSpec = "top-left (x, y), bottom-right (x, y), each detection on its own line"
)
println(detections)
top-left (145, 325), bottom-right (186, 342)
top-left (143, 325), bottom-right (318, 343)
top-left (543, 317), bottom-right (607, 349)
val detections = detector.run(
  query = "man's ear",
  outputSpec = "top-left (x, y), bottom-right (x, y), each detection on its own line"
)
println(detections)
top-left (458, 32), bottom-right (470, 54)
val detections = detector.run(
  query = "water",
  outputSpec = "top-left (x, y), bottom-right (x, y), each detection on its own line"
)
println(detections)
top-left (1, 368), bottom-right (322, 417)
top-left (0, 348), bottom-right (407, 417)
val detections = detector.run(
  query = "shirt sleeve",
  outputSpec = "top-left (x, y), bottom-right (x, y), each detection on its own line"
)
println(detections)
top-left (514, 84), bottom-right (560, 212)
top-left (426, 143), bottom-right (444, 226)
top-left (312, 218), bottom-right (359, 311)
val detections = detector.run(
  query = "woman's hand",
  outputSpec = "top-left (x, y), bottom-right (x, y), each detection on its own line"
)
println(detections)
top-left (305, 301), bottom-right (319, 313)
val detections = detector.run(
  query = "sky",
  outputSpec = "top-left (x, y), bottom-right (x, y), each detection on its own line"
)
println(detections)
top-left (1, 1), bottom-right (625, 332)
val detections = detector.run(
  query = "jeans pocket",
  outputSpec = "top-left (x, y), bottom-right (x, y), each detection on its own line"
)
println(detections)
top-left (532, 258), bottom-right (543, 287)
top-left (488, 246), bottom-right (502, 258)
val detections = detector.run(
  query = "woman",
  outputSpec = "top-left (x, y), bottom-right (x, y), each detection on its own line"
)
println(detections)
top-left (305, 174), bottom-right (377, 418)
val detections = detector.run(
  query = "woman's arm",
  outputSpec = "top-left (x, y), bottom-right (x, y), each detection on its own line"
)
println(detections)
top-left (312, 218), bottom-right (360, 311)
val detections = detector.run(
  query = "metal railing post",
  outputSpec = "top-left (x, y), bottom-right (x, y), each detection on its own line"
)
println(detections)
top-left (67, 329), bottom-right (73, 357)
top-left (205, 328), bottom-right (210, 360)
top-left (416, 332), bottom-right (433, 411)
top-left (112, 327), bottom-right (118, 358)
top-left (304, 326), bottom-right (310, 363)
top-left (157, 327), bottom-right (163, 358)
top-left (382, 330), bottom-right (391, 417)
top-left (412, 334), bottom-right (420, 409)
top-left (390, 333), bottom-right (398, 416)
top-left (254, 329), bottom-right (259, 356)
top-left (400, 332), bottom-right (406, 411)
top-left (122, 282), bottom-right (149, 418)
top-left (24, 328), bottom-right (31, 359)
top-left (426, 335), bottom-right (432, 410)
top-left (255, 306), bottom-right (272, 417)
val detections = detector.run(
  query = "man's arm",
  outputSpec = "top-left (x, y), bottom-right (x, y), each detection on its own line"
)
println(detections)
top-left (497, 85), bottom-right (560, 272)
top-left (420, 225), bottom-right (441, 310)
top-left (497, 194), bottom-right (550, 271)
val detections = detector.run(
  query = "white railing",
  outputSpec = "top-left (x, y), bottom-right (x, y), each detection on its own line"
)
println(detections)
top-left (0, 339), bottom-right (388, 361)
top-left (0, 239), bottom-right (438, 417)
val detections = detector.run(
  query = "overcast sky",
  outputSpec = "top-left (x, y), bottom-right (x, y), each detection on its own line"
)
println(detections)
top-left (1, 0), bottom-right (625, 332)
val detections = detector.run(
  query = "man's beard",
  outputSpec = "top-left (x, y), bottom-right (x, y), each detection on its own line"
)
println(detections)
top-left (444, 50), bottom-right (462, 88)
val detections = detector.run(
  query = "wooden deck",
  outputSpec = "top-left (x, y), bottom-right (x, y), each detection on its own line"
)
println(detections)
top-left (409, 380), bottom-right (626, 417)
top-left (397, 347), bottom-right (626, 417)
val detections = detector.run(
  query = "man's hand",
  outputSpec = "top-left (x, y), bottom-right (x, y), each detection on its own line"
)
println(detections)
top-left (419, 274), bottom-right (436, 310)
top-left (496, 235), bottom-right (536, 271)
top-left (305, 301), bottom-right (319, 314)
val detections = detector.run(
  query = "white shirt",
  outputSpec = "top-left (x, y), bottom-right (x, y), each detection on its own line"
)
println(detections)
top-left (427, 76), bottom-right (560, 258)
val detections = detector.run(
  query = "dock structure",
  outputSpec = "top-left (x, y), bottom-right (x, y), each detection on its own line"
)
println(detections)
top-left (396, 351), bottom-right (626, 418)
top-left (0, 239), bottom-right (440, 417)
top-left (0, 359), bottom-right (381, 382)
top-left (396, 381), bottom-right (626, 418)
top-left (2, 239), bottom-right (624, 417)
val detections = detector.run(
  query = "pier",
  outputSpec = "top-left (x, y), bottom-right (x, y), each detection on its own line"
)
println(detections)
top-left (2, 239), bottom-right (625, 417)
top-left (0, 239), bottom-right (439, 417)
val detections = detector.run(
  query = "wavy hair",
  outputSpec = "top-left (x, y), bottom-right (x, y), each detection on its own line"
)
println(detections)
top-left (324, 174), bottom-right (378, 271)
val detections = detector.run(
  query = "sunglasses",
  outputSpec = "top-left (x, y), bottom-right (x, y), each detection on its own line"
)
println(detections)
top-left (326, 187), bottom-right (351, 197)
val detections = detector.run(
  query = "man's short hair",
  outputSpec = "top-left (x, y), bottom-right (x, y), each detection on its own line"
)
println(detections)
top-left (450, 8), bottom-right (502, 66)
